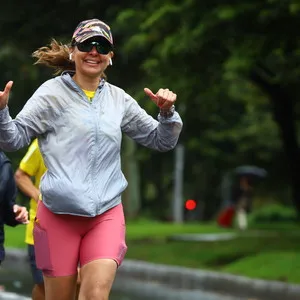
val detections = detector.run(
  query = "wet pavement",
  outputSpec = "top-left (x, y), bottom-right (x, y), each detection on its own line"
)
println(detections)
top-left (113, 277), bottom-right (248, 300)
top-left (0, 267), bottom-right (247, 300)
top-left (3, 244), bottom-right (300, 300)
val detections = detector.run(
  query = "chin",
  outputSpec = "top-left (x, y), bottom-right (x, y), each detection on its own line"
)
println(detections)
top-left (84, 69), bottom-right (103, 78)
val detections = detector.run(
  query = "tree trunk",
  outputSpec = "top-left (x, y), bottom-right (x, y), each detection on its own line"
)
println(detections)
top-left (250, 68), bottom-right (300, 218)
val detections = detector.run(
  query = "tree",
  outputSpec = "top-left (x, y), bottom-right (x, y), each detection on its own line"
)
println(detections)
top-left (111, 0), bottom-right (292, 218)
top-left (1, 0), bottom-right (297, 219)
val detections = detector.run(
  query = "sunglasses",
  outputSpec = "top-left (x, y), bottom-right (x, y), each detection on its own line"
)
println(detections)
top-left (76, 41), bottom-right (112, 55)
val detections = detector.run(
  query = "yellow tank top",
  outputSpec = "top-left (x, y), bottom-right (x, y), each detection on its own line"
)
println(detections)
top-left (83, 89), bottom-right (96, 101)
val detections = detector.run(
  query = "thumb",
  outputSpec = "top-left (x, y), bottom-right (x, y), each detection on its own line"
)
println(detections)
top-left (13, 205), bottom-right (19, 213)
top-left (144, 88), bottom-right (157, 101)
top-left (0, 81), bottom-right (13, 99)
top-left (5, 81), bottom-right (13, 94)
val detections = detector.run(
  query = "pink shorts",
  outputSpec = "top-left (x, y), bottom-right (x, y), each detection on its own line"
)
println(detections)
top-left (33, 202), bottom-right (127, 277)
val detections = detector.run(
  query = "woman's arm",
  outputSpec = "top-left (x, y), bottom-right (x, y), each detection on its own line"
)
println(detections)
top-left (0, 82), bottom-right (57, 151)
top-left (121, 93), bottom-right (183, 152)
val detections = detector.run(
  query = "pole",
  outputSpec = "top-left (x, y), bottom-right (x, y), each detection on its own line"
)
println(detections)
top-left (172, 144), bottom-right (184, 223)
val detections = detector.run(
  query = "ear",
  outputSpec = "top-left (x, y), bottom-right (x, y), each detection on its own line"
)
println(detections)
top-left (109, 52), bottom-right (114, 66)
top-left (69, 47), bottom-right (75, 61)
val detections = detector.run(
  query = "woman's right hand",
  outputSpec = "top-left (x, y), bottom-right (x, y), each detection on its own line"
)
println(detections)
top-left (0, 81), bottom-right (13, 110)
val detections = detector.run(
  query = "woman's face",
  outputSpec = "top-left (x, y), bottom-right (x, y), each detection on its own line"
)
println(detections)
top-left (72, 39), bottom-right (113, 78)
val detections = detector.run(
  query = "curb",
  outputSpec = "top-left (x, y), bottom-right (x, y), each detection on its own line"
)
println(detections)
top-left (5, 248), bottom-right (300, 300)
top-left (119, 260), bottom-right (300, 300)
top-left (0, 291), bottom-right (30, 300)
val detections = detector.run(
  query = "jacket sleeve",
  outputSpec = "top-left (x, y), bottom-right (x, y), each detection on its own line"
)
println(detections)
top-left (0, 83), bottom-right (59, 152)
top-left (121, 93), bottom-right (183, 152)
top-left (2, 163), bottom-right (19, 227)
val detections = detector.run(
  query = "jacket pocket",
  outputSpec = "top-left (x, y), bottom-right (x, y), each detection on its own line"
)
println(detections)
top-left (33, 221), bottom-right (53, 272)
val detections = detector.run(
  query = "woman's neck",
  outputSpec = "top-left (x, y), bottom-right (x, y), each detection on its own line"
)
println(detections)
top-left (72, 73), bottom-right (100, 91)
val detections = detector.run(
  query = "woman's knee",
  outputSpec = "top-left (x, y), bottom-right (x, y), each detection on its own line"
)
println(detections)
top-left (81, 285), bottom-right (110, 300)
top-left (80, 274), bottom-right (114, 300)
top-left (43, 274), bottom-right (78, 300)
top-left (79, 259), bottom-right (117, 300)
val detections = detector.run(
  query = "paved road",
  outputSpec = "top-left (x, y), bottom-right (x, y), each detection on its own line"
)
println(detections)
top-left (0, 274), bottom-right (247, 300)
top-left (0, 260), bottom-right (247, 300)
top-left (112, 277), bottom-right (248, 300)
top-left (0, 287), bottom-right (248, 300)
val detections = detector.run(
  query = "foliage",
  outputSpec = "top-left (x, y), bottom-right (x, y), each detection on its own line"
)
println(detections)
top-left (1, 0), bottom-right (300, 219)
top-left (249, 203), bottom-right (297, 223)
top-left (111, 0), bottom-right (299, 218)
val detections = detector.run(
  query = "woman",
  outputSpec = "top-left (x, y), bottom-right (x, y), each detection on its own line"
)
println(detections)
top-left (0, 19), bottom-right (183, 300)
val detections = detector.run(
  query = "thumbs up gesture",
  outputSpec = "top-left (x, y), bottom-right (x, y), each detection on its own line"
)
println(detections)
top-left (0, 81), bottom-right (13, 110)
top-left (144, 87), bottom-right (177, 110)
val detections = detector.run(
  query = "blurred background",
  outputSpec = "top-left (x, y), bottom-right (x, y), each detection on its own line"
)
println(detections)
top-left (2, 0), bottom-right (300, 298)
top-left (2, 0), bottom-right (300, 223)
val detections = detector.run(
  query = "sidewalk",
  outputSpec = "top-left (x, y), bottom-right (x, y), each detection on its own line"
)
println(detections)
top-left (4, 248), bottom-right (300, 300)
top-left (0, 292), bottom-right (30, 300)
top-left (119, 260), bottom-right (300, 300)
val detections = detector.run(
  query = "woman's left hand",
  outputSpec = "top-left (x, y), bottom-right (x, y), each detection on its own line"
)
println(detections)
top-left (144, 88), bottom-right (177, 109)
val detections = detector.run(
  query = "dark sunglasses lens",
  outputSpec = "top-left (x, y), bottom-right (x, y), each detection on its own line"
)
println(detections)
top-left (77, 43), bottom-right (92, 52)
top-left (96, 45), bottom-right (111, 55)
top-left (77, 42), bottom-right (111, 54)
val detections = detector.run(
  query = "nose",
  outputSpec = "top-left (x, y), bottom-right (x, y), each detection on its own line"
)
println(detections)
top-left (89, 46), bottom-right (98, 55)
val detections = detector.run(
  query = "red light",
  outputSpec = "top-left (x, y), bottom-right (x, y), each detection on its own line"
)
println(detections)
top-left (185, 199), bottom-right (197, 210)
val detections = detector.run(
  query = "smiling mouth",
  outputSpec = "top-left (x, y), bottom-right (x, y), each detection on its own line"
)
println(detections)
top-left (84, 60), bottom-right (100, 65)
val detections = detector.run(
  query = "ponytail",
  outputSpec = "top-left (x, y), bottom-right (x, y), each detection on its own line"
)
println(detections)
top-left (32, 39), bottom-right (75, 75)
top-left (32, 39), bottom-right (107, 79)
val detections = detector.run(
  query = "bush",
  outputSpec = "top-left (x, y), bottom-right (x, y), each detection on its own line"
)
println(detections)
top-left (249, 203), bottom-right (297, 223)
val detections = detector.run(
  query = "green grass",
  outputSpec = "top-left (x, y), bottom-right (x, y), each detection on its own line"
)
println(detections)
top-left (5, 221), bottom-right (300, 284)
top-left (4, 224), bottom-right (26, 248)
top-left (4, 222), bottom-right (229, 248)
top-left (126, 221), bottom-right (300, 283)
top-left (126, 220), bottom-right (232, 239)
top-left (223, 251), bottom-right (300, 283)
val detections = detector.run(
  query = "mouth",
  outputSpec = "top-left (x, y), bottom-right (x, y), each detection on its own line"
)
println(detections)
top-left (84, 59), bottom-right (101, 66)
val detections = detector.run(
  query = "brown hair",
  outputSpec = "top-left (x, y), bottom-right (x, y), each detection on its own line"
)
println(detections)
top-left (32, 39), bottom-right (74, 75)
top-left (32, 39), bottom-right (107, 79)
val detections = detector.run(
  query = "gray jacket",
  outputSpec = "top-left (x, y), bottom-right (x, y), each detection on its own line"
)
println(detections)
top-left (0, 72), bottom-right (183, 217)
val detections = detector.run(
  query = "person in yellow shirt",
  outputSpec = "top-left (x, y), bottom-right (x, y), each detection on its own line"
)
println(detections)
top-left (15, 139), bottom-right (47, 300)
top-left (14, 135), bottom-right (87, 299)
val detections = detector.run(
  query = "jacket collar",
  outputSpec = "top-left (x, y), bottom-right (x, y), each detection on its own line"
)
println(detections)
top-left (60, 71), bottom-right (105, 93)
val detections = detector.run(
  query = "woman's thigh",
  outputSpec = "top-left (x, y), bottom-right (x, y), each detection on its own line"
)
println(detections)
top-left (79, 203), bottom-right (127, 267)
top-left (34, 202), bottom-right (82, 277)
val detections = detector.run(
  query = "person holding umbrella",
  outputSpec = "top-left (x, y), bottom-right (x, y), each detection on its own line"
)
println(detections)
top-left (218, 165), bottom-right (267, 230)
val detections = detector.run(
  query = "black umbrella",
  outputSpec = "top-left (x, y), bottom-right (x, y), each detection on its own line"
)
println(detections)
top-left (234, 165), bottom-right (267, 178)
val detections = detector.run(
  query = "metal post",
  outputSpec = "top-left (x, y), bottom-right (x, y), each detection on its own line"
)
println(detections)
top-left (172, 144), bottom-right (184, 223)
